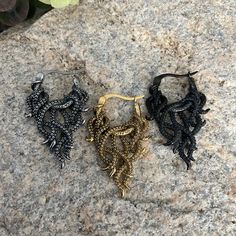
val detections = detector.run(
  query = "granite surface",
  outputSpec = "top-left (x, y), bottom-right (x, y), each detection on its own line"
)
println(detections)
top-left (0, 0), bottom-right (236, 235)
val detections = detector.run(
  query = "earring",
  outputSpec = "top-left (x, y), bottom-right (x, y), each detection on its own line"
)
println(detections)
top-left (86, 94), bottom-right (149, 197)
top-left (146, 71), bottom-right (209, 169)
top-left (26, 70), bottom-right (89, 168)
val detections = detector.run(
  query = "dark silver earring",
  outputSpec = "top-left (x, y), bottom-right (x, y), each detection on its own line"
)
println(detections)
top-left (26, 70), bottom-right (89, 168)
top-left (146, 71), bottom-right (209, 169)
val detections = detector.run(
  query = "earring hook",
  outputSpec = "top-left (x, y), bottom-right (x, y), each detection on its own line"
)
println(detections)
top-left (96, 93), bottom-right (144, 115)
top-left (32, 68), bottom-right (86, 85)
top-left (153, 71), bottom-right (198, 86)
top-left (134, 96), bottom-right (143, 116)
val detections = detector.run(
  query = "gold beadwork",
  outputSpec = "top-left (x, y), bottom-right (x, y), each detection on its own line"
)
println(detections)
top-left (86, 93), bottom-right (149, 197)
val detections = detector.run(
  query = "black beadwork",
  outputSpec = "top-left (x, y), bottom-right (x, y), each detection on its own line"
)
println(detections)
top-left (146, 71), bottom-right (209, 169)
top-left (26, 73), bottom-right (89, 168)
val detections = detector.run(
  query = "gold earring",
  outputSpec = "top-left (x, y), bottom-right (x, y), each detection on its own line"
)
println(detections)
top-left (86, 94), bottom-right (149, 197)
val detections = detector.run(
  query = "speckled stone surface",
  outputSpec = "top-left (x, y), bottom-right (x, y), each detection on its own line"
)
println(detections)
top-left (0, 0), bottom-right (236, 235)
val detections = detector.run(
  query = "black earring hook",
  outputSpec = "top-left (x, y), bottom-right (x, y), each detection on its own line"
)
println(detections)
top-left (153, 71), bottom-right (198, 87)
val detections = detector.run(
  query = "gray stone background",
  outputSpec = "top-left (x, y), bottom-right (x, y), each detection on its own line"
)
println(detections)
top-left (0, 0), bottom-right (235, 235)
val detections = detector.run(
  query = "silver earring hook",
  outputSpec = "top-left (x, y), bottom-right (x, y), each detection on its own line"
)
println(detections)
top-left (33, 68), bottom-right (86, 85)
top-left (34, 72), bottom-right (45, 83)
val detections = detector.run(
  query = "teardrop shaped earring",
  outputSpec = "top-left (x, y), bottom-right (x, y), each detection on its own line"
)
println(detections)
top-left (26, 70), bottom-right (89, 168)
top-left (146, 71), bottom-right (209, 169)
top-left (86, 94), bottom-right (149, 197)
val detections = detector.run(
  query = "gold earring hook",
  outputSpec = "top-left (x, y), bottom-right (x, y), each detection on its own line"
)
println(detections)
top-left (134, 96), bottom-right (142, 116)
top-left (96, 93), bottom-right (144, 115)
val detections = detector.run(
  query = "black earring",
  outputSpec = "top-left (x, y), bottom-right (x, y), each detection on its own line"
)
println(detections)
top-left (26, 71), bottom-right (89, 168)
top-left (146, 71), bottom-right (209, 169)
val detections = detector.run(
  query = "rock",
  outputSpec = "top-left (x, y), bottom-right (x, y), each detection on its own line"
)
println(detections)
top-left (0, 0), bottom-right (235, 235)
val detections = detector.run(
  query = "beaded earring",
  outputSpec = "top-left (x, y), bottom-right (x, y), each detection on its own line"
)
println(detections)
top-left (86, 94), bottom-right (149, 197)
top-left (146, 71), bottom-right (209, 169)
top-left (26, 70), bottom-right (89, 168)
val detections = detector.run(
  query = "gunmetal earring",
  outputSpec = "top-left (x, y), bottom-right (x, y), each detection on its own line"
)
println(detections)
top-left (26, 71), bottom-right (89, 168)
top-left (146, 71), bottom-right (209, 169)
